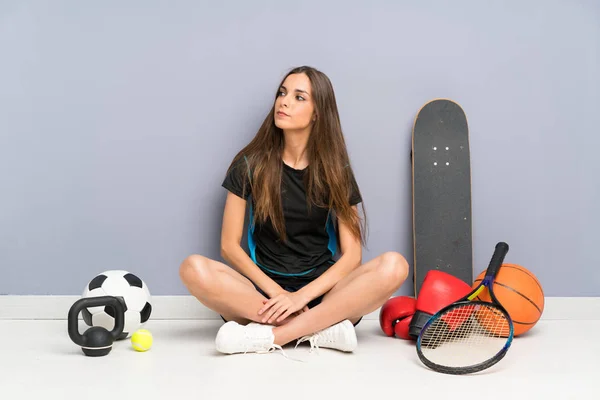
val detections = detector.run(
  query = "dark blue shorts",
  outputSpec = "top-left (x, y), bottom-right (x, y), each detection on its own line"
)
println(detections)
top-left (220, 276), bottom-right (362, 327)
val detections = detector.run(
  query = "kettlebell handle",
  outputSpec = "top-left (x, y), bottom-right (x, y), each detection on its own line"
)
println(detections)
top-left (67, 295), bottom-right (125, 346)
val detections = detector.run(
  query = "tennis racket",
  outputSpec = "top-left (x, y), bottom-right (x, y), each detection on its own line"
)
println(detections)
top-left (416, 241), bottom-right (514, 375)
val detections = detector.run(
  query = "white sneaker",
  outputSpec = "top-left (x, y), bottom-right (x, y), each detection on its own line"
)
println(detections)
top-left (296, 319), bottom-right (357, 352)
top-left (215, 321), bottom-right (280, 355)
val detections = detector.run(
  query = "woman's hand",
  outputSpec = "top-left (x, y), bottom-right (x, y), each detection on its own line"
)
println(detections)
top-left (258, 291), bottom-right (310, 324)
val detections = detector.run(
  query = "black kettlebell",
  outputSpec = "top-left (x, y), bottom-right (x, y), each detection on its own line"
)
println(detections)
top-left (68, 295), bottom-right (125, 357)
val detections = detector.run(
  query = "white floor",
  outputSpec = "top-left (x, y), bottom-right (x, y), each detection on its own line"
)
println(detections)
top-left (1, 318), bottom-right (597, 400)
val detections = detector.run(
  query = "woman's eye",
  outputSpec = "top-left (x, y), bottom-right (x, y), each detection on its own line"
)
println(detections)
top-left (296, 96), bottom-right (305, 101)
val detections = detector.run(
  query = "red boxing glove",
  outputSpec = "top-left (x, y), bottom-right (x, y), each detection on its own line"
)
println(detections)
top-left (408, 270), bottom-right (472, 338)
top-left (379, 296), bottom-right (417, 340)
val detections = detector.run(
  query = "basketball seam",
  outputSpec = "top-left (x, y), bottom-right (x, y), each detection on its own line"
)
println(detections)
top-left (493, 281), bottom-right (543, 314)
top-left (513, 320), bottom-right (537, 326)
top-left (500, 265), bottom-right (544, 296)
top-left (474, 265), bottom-right (544, 299)
top-left (472, 295), bottom-right (537, 325)
top-left (473, 278), bottom-right (542, 322)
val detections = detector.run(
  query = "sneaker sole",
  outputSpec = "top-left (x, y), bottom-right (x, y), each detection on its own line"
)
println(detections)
top-left (340, 320), bottom-right (358, 352)
top-left (215, 321), bottom-right (241, 354)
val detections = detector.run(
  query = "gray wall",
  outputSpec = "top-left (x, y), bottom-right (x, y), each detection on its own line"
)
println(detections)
top-left (1, 1), bottom-right (598, 297)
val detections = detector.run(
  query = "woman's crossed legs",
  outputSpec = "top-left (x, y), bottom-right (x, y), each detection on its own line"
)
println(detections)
top-left (179, 251), bottom-right (409, 352)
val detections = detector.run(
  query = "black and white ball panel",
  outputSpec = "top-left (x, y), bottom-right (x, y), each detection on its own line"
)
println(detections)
top-left (81, 270), bottom-right (152, 339)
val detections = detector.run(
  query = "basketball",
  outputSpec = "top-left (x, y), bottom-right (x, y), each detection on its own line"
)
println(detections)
top-left (473, 263), bottom-right (544, 336)
top-left (473, 304), bottom-right (511, 338)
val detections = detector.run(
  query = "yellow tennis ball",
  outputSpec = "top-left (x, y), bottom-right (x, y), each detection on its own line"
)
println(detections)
top-left (131, 329), bottom-right (153, 352)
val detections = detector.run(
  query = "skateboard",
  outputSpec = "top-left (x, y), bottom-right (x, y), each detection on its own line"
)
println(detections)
top-left (411, 99), bottom-right (473, 296)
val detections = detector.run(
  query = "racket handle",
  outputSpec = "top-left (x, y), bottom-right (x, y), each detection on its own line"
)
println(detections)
top-left (484, 242), bottom-right (509, 280)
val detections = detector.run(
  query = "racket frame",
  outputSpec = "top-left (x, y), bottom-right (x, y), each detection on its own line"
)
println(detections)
top-left (415, 242), bottom-right (515, 375)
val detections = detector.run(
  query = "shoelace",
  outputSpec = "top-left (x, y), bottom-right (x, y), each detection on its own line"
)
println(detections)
top-left (243, 342), bottom-right (306, 363)
top-left (295, 332), bottom-right (322, 353)
top-left (254, 343), bottom-right (283, 355)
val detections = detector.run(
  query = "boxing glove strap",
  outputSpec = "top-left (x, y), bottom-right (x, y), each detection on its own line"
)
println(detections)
top-left (408, 310), bottom-right (433, 338)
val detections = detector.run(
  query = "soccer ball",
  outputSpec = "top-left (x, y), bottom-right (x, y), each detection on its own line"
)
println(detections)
top-left (81, 270), bottom-right (152, 340)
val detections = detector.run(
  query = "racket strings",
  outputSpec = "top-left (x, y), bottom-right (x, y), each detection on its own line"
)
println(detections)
top-left (420, 304), bottom-right (511, 368)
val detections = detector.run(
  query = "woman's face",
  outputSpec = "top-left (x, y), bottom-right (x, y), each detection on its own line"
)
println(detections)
top-left (274, 73), bottom-right (316, 132)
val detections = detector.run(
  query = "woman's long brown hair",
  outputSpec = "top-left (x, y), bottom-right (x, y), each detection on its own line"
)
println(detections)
top-left (226, 66), bottom-right (367, 246)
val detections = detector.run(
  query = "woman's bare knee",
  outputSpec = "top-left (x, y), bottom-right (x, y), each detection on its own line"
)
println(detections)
top-left (378, 251), bottom-right (409, 290)
top-left (179, 254), bottom-right (213, 291)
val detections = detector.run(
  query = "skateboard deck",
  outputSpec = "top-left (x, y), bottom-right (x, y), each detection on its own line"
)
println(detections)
top-left (412, 99), bottom-right (473, 296)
